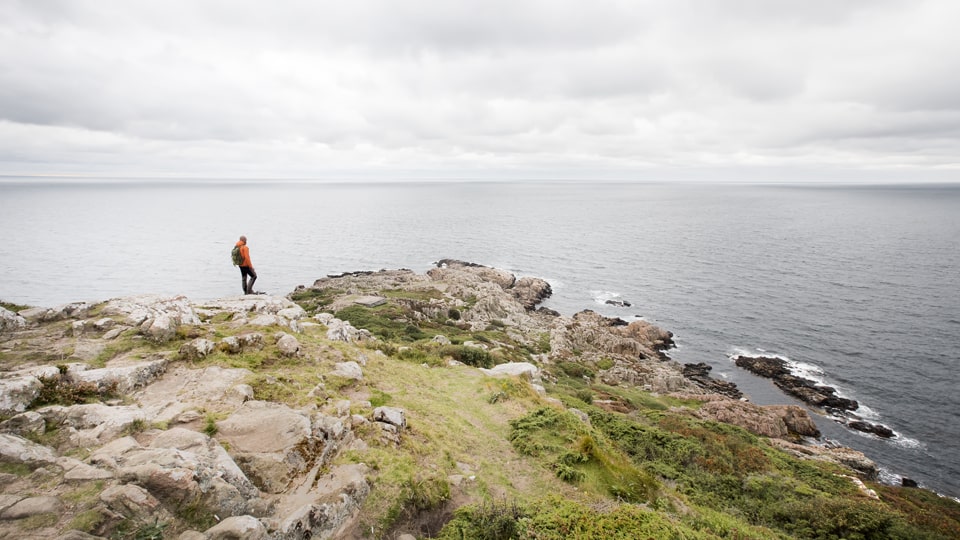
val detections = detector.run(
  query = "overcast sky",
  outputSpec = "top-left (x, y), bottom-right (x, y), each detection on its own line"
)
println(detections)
top-left (2, 0), bottom-right (959, 182)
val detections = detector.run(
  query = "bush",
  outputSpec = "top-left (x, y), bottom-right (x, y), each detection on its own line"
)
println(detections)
top-left (33, 375), bottom-right (119, 407)
top-left (436, 498), bottom-right (526, 540)
top-left (442, 345), bottom-right (494, 368)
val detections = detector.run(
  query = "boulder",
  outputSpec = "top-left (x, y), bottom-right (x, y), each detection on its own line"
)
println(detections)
top-left (0, 433), bottom-right (58, 467)
top-left (373, 407), bottom-right (406, 429)
top-left (102, 295), bottom-right (200, 327)
top-left (480, 362), bottom-right (540, 381)
top-left (0, 411), bottom-right (46, 438)
top-left (19, 302), bottom-right (91, 323)
top-left (511, 276), bottom-right (553, 310)
top-left (205, 515), bottom-right (268, 540)
top-left (0, 495), bottom-right (62, 519)
top-left (180, 338), bottom-right (216, 360)
top-left (99, 484), bottom-right (165, 519)
top-left (0, 306), bottom-right (26, 332)
top-left (0, 376), bottom-right (43, 416)
top-left (69, 358), bottom-right (167, 393)
top-left (140, 314), bottom-right (178, 343)
top-left (329, 361), bottom-right (363, 381)
top-left (275, 333), bottom-right (301, 357)
top-left (847, 420), bottom-right (895, 438)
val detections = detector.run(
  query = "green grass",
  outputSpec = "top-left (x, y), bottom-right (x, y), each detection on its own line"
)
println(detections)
top-left (0, 300), bottom-right (30, 312)
top-left (289, 287), bottom-right (344, 313)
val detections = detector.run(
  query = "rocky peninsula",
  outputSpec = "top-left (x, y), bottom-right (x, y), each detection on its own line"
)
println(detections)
top-left (0, 260), bottom-right (957, 539)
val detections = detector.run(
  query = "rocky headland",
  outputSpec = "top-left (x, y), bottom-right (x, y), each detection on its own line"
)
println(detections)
top-left (0, 260), bottom-right (957, 539)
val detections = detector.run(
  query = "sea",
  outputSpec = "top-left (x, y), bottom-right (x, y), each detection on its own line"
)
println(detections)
top-left (1, 179), bottom-right (958, 499)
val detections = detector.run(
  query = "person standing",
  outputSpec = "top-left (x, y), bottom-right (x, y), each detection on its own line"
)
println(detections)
top-left (236, 235), bottom-right (257, 294)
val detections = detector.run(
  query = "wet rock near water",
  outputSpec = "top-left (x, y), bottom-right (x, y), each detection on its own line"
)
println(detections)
top-left (681, 363), bottom-right (743, 400)
top-left (733, 355), bottom-right (860, 411)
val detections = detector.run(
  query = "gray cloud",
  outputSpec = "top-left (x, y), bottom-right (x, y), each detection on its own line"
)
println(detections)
top-left (0, 0), bottom-right (958, 180)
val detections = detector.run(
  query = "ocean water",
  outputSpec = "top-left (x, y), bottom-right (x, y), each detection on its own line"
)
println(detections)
top-left (1, 180), bottom-right (958, 498)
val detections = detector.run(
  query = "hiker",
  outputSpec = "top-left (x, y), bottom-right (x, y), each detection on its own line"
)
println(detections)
top-left (236, 235), bottom-right (257, 294)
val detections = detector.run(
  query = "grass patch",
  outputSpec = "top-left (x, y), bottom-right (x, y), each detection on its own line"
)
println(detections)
top-left (19, 513), bottom-right (59, 530)
top-left (63, 480), bottom-right (105, 505)
top-left (0, 462), bottom-right (33, 476)
top-left (289, 286), bottom-right (344, 314)
top-left (509, 406), bottom-right (658, 503)
top-left (0, 300), bottom-right (30, 312)
top-left (68, 508), bottom-right (105, 533)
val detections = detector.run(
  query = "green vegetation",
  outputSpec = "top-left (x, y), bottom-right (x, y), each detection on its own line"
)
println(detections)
top-left (288, 287), bottom-right (344, 314)
top-left (0, 300), bottom-right (30, 312)
top-left (33, 374), bottom-right (119, 407)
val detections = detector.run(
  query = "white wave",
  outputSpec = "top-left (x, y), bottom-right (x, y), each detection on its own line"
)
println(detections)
top-left (856, 404), bottom-right (881, 421)
top-left (591, 290), bottom-right (624, 305)
top-left (889, 433), bottom-right (925, 451)
top-left (726, 346), bottom-right (791, 363)
top-left (876, 467), bottom-right (903, 487)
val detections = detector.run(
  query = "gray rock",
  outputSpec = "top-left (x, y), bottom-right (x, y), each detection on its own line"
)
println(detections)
top-left (70, 358), bottom-right (167, 393)
top-left (221, 335), bottom-right (243, 354)
top-left (70, 320), bottom-right (87, 336)
top-left (0, 433), bottom-right (58, 466)
top-left (99, 483), bottom-right (164, 518)
top-left (205, 515), bottom-right (268, 540)
top-left (93, 317), bottom-right (116, 331)
top-left (0, 376), bottom-right (42, 416)
top-left (19, 302), bottom-right (91, 323)
top-left (38, 403), bottom-right (146, 448)
top-left (329, 361), bottom-right (363, 381)
top-left (432, 334), bottom-right (452, 345)
top-left (102, 327), bottom-right (127, 340)
top-left (0, 495), bottom-right (62, 519)
top-left (353, 295), bottom-right (387, 307)
top-left (480, 362), bottom-right (540, 380)
top-left (274, 464), bottom-right (369, 540)
top-left (275, 333), bottom-right (300, 357)
top-left (140, 314), bottom-right (178, 343)
top-left (178, 532), bottom-right (207, 540)
top-left (216, 401), bottom-right (313, 494)
top-left (180, 338), bottom-right (217, 360)
top-left (60, 458), bottom-right (114, 481)
top-left (0, 306), bottom-right (27, 331)
top-left (0, 411), bottom-right (46, 438)
top-left (102, 295), bottom-right (200, 327)
top-left (373, 407), bottom-right (406, 429)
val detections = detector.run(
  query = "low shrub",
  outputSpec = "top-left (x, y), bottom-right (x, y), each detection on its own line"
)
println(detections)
top-left (442, 345), bottom-right (494, 368)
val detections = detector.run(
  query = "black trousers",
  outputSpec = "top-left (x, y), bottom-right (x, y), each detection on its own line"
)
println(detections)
top-left (240, 266), bottom-right (257, 294)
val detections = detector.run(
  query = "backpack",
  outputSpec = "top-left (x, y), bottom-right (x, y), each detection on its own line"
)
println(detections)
top-left (231, 245), bottom-right (243, 266)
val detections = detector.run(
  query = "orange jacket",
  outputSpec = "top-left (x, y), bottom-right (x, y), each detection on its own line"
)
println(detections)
top-left (236, 240), bottom-right (252, 267)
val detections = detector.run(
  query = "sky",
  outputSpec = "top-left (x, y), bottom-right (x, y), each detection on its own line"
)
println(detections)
top-left (1, 0), bottom-right (959, 182)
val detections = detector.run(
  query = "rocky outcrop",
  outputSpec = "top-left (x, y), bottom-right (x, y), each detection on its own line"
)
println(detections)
top-left (768, 438), bottom-right (879, 480)
top-left (681, 363), bottom-right (743, 399)
top-left (733, 355), bottom-right (859, 411)
top-left (675, 394), bottom-right (821, 439)
top-left (0, 267), bottom-right (918, 537)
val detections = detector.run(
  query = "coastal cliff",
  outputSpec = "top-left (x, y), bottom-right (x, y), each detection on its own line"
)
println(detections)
top-left (0, 260), bottom-right (958, 539)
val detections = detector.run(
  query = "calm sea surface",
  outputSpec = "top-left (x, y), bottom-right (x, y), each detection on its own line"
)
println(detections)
top-left (2, 180), bottom-right (959, 498)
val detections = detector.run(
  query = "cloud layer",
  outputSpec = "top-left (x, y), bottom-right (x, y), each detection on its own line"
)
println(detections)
top-left (2, 0), bottom-right (959, 181)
